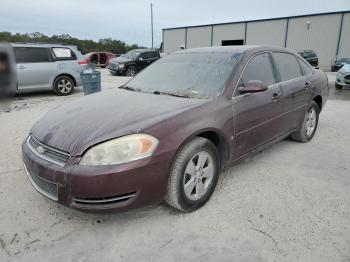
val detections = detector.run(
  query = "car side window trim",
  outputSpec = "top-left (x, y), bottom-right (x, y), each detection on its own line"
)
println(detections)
top-left (232, 51), bottom-right (276, 99)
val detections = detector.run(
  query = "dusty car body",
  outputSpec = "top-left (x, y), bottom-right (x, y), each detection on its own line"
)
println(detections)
top-left (22, 46), bottom-right (329, 212)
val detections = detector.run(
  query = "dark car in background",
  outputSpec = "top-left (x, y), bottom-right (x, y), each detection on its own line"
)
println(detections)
top-left (331, 58), bottom-right (350, 72)
top-left (82, 52), bottom-right (117, 68)
top-left (22, 46), bottom-right (328, 213)
top-left (297, 50), bottom-right (318, 67)
top-left (108, 49), bottom-right (160, 76)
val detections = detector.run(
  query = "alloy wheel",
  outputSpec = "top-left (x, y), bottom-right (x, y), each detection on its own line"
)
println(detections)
top-left (126, 67), bottom-right (136, 77)
top-left (183, 151), bottom-right (214, 201)
top-left (57, 79), bottom-right (72, 94)
top-left (306, 107), bottom-right (317, 137)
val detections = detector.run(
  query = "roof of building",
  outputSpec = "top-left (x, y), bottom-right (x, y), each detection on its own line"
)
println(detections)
top-left (163, 10), bottom-right (350, 31)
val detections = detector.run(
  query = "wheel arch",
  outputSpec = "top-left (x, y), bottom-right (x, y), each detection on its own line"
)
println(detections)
top-left (313, 95), bottom-right (322, 111)
top-left (196, 130), bottom-right (230, 170)
top-left (172, 128), bottom-right (231, 171)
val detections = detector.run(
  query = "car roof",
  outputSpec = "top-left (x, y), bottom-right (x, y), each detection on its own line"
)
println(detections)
top-left (297, 50), bottom-right (315, 53)
top-left (129, 49), bottom-right (158, 53)
top-left (12, 42), bottom-right (77, 48)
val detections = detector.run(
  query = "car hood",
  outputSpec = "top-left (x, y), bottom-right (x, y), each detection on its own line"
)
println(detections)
top-left (109, 56), bottom-right (132, 64)
top-left (31, 89), bottom-right (209, 156)
top-left (338, 64), bottom-right (350, 74)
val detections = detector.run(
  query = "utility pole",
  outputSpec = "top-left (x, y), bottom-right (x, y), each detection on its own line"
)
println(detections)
top-left (151, 3), bottom-right (154, 49)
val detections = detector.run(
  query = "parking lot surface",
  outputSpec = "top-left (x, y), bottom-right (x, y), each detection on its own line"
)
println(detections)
top-left (0, 70), bottom-right (349, 262)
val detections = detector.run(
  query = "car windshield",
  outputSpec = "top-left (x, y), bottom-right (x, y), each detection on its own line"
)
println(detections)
top-left (121, 52), bottom-right (139, 60)
top-left (125, 52), bottom-right (240, 98)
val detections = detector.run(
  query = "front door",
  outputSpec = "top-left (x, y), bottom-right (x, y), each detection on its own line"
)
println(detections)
top-left (137, 52), bottom-right (150, 71)
top-left (232, 52), bottom-right (285, 158)
top-left (14, 47), bottom-right (56, 90)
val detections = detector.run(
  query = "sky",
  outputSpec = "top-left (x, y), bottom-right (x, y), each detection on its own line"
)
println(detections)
top-left (0, 0), bottom-right (349, 48)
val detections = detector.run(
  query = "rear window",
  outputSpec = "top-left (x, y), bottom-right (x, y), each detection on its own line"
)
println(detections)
top-left (298, 58), bottom-right (312, 75)
top-left (149, 51), bottom-right (159, 59)
top-left (51, 47), bottom-right (76, 60)
top-left (14, 47), bottom-right (51, 63)
top-left (273, 53), bottom-right (303, 82)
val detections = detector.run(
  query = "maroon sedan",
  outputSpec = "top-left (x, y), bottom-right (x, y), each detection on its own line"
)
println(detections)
top-left (22, 46), bottom-right (329, 212)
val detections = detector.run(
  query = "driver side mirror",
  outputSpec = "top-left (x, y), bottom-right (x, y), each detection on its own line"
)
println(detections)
top-left (238, 80), bottom-right (268, 94)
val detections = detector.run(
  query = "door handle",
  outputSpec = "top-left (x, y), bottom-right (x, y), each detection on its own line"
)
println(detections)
top-left (304, 81), bottom-right (311, 89)
top-left (272, 92), bottom-right (280, 101)
top-left (18, 65), bottom-right (26, 69)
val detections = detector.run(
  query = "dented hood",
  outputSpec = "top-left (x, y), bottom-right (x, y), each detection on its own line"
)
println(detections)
top-left (31, 89), bottom-right (207, 156)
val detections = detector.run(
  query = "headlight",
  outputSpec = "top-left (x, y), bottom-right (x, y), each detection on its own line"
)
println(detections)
top-left (79, 134), bottom-right (159, 166)
top-left (118, 63), bottom-right (125, 69)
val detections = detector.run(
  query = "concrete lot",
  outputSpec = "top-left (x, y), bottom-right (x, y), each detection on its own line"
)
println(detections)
top-left (0, 70), bottom-right (349, 262)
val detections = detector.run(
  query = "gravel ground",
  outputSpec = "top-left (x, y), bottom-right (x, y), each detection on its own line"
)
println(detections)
top-left (0, 70), bottom-right (349, 262)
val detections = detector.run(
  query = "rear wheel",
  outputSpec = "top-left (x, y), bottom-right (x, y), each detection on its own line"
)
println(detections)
top-left (125, 66), bottom-right (137, 77)
top-left (291, 101), bottom-right (319, 142)
top-left (165, 137), bottom-right (220, 212)
top-left (53, 76), bottom-right (74, 96)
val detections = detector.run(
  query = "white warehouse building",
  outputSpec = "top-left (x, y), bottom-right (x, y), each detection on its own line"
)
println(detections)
top-left (162, 11), bottom-right (350, 69)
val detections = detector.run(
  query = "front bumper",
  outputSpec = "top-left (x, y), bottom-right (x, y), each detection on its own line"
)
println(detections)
top-left (107, 64), bottom-right (126, 75)
top-left (22, 140), bottom-right (173, 212)
top-left (336, 74), bottom-right (350, 87)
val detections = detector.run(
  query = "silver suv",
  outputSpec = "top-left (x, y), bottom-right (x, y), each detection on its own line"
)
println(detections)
top-left (13, 43), bottom-right (86, 96)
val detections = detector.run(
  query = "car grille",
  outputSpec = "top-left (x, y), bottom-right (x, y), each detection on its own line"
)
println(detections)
top-left (73, 192), bottom-right (136, 208)
top-left (344, 74), bottom-right (350, 81)
top-left (27, 135), bottom-right (70, 166)
top-left (108, 62), bottom-right (118, 70)
top-left (24, 165), bottom-right (58, 201)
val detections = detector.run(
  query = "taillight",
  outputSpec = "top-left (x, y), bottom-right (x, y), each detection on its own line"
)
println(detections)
top-left (79, 60), bottom-right (88, 65)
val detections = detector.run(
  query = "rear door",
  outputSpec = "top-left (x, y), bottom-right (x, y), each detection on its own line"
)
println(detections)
top-left (232, 52), bottom-right (285, 158)
top-left (148, 51), bottom-right (160, 64)
top-left (14, 47), bottom-right (56, 90)
top-left (272, 52), bottom-right (313, 131)
top-left (137, 52), bottom-right (150, 70)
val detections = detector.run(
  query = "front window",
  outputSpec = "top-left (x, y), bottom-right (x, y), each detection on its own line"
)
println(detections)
top-left (126, 52), bottom-right (240, 98)
top-left (121, 51), bottom-right (139, 60)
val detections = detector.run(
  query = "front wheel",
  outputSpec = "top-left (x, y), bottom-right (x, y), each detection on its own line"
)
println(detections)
top-left (125, 66), bottom-right (137, 77)
top-left (165, 137), bottom-right (220, 212)
top-left (291, 101), bottom-right (319, 142)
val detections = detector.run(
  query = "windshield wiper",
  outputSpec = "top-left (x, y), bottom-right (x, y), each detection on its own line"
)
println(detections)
top-left (119, 85), bottom-right (141, 92)
top-left (153, 90), bottom-right (191, 98)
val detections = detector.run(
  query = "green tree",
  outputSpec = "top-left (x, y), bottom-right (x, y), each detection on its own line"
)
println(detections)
top-left (0, 32), bottom-right (145, 54)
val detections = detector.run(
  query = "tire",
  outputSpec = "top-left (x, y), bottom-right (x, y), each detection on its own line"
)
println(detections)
top-left (165, 137), bottom-right (220, 212)
top-left (335, 83), bottom-right (343, 90)
top-left (125, 66), bottom-right (137, 77)
top-left (291, 101), bottom-right (319, 142)
top-left (53, 76), bottom-right (74, 96)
